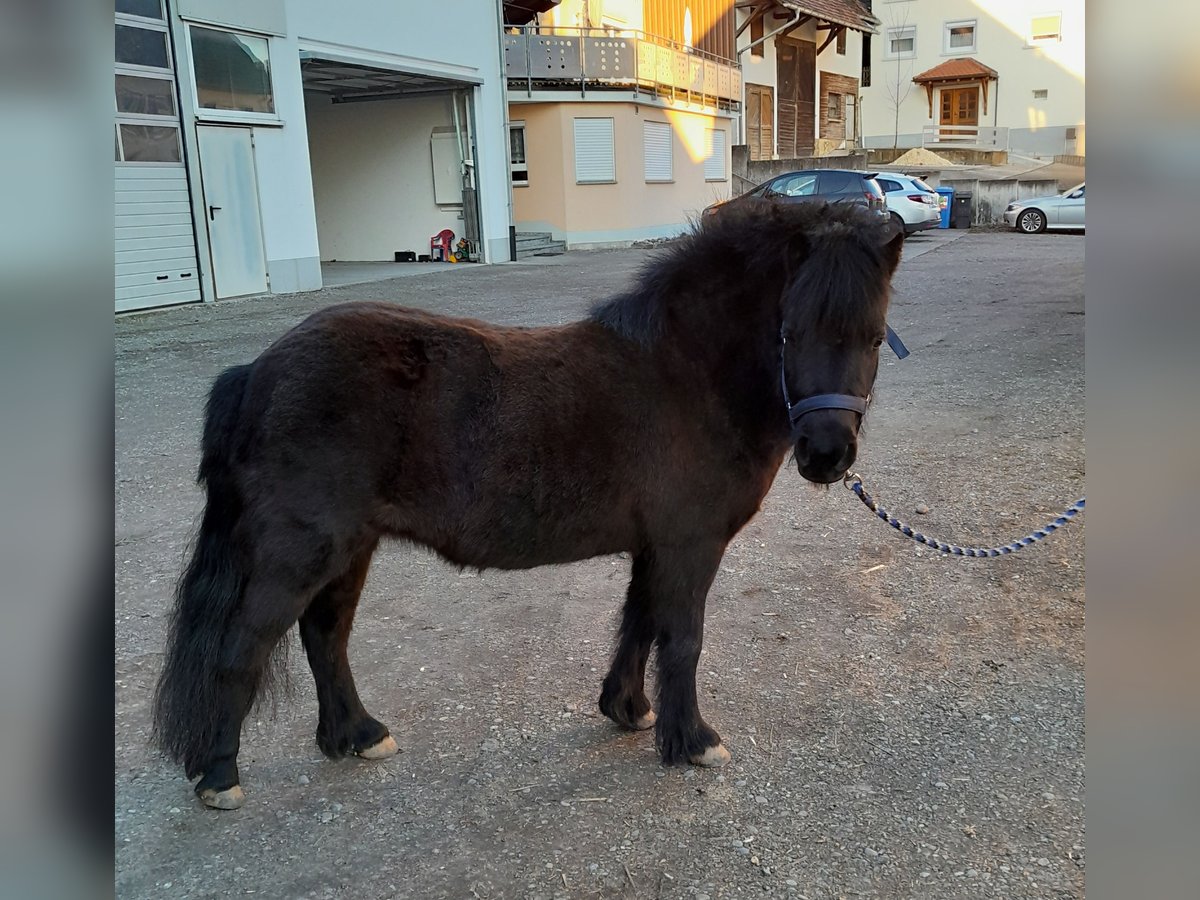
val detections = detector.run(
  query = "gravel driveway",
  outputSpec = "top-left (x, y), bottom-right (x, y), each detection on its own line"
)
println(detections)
top-left (116, 229), bottom-right (1084, 899)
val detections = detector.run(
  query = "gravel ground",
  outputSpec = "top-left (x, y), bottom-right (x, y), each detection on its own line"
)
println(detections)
top-left (115, 228), bottom-right (1085, 899)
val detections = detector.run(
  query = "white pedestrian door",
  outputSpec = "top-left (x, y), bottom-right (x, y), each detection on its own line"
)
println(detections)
top-left (196, 125), bottom-right (268, 298)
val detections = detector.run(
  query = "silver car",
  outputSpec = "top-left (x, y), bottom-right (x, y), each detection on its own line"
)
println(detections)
top-left (873, 171), bottom-right (942, 235)
top-left (1003, 182), bottom-right (1085, 233)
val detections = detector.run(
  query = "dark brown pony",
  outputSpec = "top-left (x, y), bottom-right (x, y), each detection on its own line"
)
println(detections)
top-left (152, 201), bottom-right (903, 809)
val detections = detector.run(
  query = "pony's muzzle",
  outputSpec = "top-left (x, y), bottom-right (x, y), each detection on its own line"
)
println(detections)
top-left (793, 418), bottom-right (858, 484)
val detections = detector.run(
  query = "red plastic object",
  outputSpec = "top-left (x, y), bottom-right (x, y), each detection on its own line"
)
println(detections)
top-left (430, 229), bottom-right (455, 262)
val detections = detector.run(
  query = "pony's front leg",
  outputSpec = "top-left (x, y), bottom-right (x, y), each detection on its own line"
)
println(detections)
top-left (648, 540), bottom-right (730, 767)
top-left (599, 551), bottom-right (657, 731)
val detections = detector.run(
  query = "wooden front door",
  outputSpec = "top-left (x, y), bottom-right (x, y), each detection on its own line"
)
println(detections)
top-left (745, 83), bottom-right (774, 161)
top-left (940, 86), bottom-right (979, 137)
top-left (776, 38), bottom-right (815, 158)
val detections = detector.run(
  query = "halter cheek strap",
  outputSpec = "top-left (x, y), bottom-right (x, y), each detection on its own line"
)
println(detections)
top-left (781, 324), bottom-right (909, 443)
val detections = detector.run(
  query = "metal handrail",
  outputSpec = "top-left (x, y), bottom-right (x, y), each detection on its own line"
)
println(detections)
top-left (503, 24), bottom-right (738, 68)
top-left (502, 24), bottom-right (742, 108)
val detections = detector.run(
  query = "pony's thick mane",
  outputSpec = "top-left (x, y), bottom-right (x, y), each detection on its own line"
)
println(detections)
top-left (588, 201), bottom-right (893, 345)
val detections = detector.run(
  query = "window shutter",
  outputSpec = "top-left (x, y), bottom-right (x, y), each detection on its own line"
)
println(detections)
top-left (573, 117), bottom-right (615, 183)
top-left (704, 128), bottom-right (726, 180)
top-left (643, 121), bottom-right (672, 182)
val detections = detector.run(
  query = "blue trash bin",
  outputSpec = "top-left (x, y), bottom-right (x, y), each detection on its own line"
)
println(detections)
top-left (935, 186), bottom-right (955, 229)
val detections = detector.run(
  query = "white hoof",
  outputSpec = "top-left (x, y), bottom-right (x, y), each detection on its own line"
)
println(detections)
top-left (357, 734), bottom-right (399, 760)
top-left (689, 744), bottom-right (731, 767)
top-left (633, 710), bottom-right (657, 731)
top-left (199, 784), bottom-right (245, 810)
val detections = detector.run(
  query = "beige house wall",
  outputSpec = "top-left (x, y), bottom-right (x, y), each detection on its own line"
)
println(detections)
top-left (511, 101), bottom-right (733, 248)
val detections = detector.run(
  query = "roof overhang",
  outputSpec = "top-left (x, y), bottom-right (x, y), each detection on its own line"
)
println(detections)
top-left (774, 0), bottom-right (879, 35)
top-left (912, 57), bottom-right (999, 84)
top-left (503, 0), bottom-right (560, 26)
top-left (299, 53), bottom-right (479, 103)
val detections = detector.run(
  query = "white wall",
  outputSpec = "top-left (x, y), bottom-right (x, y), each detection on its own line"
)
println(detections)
top-left (286, 0), bottom-right (512, 263)
top-left (860, 0), bottom-right (1085, 155)
top-left (305, 94), bottom-right (465, 261)
top-left (170, 0), bottom-right (513, 305)
top-left (251, 34), bottom-right (323, 293)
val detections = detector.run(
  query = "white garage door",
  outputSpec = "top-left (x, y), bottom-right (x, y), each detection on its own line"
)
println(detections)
top-left (115, 1), bottom-right (202, 312)
top-left (115, 166), bottom-right (201, 311)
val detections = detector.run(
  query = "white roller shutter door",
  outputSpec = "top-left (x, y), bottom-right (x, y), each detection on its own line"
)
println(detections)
top-left (115, 166), bottom-right (201, 311)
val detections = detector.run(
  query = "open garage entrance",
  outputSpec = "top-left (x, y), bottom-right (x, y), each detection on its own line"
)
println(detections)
top-left (301, 54), bottom-right (484, 281)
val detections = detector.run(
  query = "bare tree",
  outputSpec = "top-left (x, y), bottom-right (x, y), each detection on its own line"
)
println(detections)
top-left (880, 4), bottom-right (916, 151)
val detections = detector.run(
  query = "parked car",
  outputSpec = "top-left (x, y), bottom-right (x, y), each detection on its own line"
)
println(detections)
top-left (872, 171), bottom-right (942, 235)
top-left (705, 169), bottom-right (888, 220)
top-left (1003, 183), bottom-right (1085, 233)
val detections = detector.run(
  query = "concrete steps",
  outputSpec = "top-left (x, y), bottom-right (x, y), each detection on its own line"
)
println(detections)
top-left (515, 231), bottom-right (566, 258)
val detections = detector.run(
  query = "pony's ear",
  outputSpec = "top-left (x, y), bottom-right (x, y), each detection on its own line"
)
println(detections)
top-left (879, 223), bottom-right (904, 275)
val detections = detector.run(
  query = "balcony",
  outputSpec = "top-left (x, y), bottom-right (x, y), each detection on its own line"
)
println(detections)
top-left (503, 26), bottom-right (741, 111)
top-left (922, 124), bottom-right (1010, 151)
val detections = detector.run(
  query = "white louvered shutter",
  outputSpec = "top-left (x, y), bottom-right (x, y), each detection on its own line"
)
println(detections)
top-left (704, 128), bottom-right (727, 181)
top-left (574, 117), bottom-right (615, 183)
top-left (643, 121), bottom-right (672, 182)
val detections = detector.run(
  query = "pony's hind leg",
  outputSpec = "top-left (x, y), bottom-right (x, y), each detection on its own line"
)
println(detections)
top-left (599, 551), bottom-right (657, 730)
top-left (647, 540), bottom-right (730, 768)
top-left (192, 568), bottom-right (314, 809)
top-left (299, 539), bottom-right (397, 761)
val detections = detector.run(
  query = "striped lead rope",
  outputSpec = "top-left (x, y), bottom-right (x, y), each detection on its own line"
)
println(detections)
top-left (843, 472), bottom-right (1085, 557)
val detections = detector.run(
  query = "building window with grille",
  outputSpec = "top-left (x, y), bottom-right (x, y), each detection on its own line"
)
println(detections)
top-left (115, 0), bottom-right (183, 163)
top-left (510, 123), bottom-right (528, 186)
top-left (827, 92), bottom-right (843, 121)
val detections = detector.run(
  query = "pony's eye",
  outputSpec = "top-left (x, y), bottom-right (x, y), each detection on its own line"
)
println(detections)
top-left (872, 336), bottom-right (884, 349)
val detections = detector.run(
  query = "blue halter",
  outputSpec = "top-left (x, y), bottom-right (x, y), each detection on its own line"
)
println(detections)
top-left (782, 324), bottom-right (909, 443)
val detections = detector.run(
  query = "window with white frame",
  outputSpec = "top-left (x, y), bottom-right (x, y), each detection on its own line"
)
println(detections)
top-left (944, 20), bottom-right (977, 55)
top-left (885, 26), bottom-right (916, 59)
top-left (643, 121), bottom-right (672, 183)
top-left (1030, 13), bottom-right (1062, 43)
top-left (115, 0), bottom-right (184, 163)
top-left (574, 117), bottom-right (615, 183)
top-left (510, 123), bottom-right (528, 186)
top-left (188, 24), bottom-right (277, 120)
top-left (703, 128), bottom-right (726, 181)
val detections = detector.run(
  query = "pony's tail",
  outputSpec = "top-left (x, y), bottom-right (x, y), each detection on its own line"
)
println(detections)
top-left (152, 364), bottom-right (257, 778)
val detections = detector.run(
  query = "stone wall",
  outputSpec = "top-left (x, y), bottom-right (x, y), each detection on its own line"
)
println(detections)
top-left (938, 178), bottom-right (1062, 226)
top-left (731, 145), bottom-right (869, 192)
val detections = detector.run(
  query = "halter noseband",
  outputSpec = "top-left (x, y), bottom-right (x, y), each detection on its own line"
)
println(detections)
top-left (781, 324), bottom-right (910, 443)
